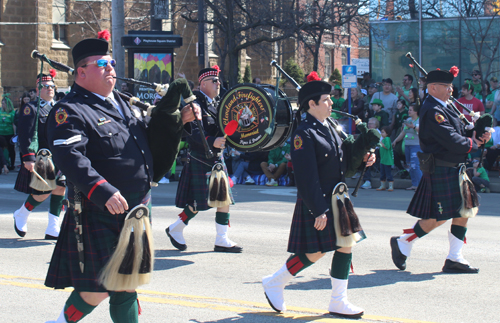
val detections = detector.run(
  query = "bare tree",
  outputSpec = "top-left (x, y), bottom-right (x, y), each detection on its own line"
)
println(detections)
top-left (175, 0), bottom-right (306, 86)
top-left (295, 0), bottom-right (370, 73)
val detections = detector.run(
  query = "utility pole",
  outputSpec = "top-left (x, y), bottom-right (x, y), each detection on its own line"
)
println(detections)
top-left (198, 0), bottom-right (208, 70)
top-left (151, 0), bottom-right (163, 31)
top-left (112, 0), bottom-right (125, 79)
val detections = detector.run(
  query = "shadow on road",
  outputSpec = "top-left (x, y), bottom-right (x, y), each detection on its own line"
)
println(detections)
top-left (188, 312), bottom-right (340, 322)
top-left (0, 238), bottom-right (55, 248)
top-left (284, 269), bottom-right (443, 291)
top-left (153, 249), bottom-right (214, 271)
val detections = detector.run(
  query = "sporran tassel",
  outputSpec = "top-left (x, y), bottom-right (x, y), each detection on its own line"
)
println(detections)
top-left (344, 194), bottom-right (362, 233)
top-left (209, 175), bottom-right (218, 201)
top-left (458, 167), bottom-right (479, 218)
top-left (46, 157), bottom-right (56, 180)
top-left (337, 198), bottom-right (352, 236)
top-left (99, 205), bottom-right (154, 290)
top-left (217, 175), bottom-right (228, 202)
top-left (208, 163), bottom-right (231, 208)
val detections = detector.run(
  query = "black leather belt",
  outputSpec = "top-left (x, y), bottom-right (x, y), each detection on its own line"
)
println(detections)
top-left (435, 159), bottom-right (459, 168)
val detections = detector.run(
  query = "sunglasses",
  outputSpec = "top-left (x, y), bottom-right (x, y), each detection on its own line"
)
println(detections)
top-left (82, 59), bottom-right (116, 68)
top-left (472, 73), bottom-right (480, 76)
top-left (40, 84), bottom-right (56, 89)
top-left (204, 77), bottom-right (220, 83)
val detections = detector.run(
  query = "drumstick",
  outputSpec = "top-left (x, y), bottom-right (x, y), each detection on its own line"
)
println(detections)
top-left (223, 120), bottom-right (238, 138)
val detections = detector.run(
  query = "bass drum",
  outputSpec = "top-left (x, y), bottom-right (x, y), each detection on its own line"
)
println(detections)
top-left (217, 83), bottom-right (293, 152)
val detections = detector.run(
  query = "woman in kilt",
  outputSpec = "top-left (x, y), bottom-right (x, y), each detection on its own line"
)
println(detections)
top-left (390, 68), bottom-right (491, 274)
top-left (262, 81), bottom-right (375, 318)
top-left (165, 66), bottom-right (242, 253)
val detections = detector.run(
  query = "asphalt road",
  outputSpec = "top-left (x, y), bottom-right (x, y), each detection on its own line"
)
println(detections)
top-left (0, 172), bottom-right (499, 323)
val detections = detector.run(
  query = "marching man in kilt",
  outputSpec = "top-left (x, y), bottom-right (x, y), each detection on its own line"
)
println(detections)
top-left (165, 66), bottom-right (243, 253)
top-left (262, 81), bottom-right (375, 318)
top-left (390, 68), bottom-right (491, 273)
top-left (13, 70), bottom-right (66, 240)
top-left (43, 31), bottom-right (197, 323)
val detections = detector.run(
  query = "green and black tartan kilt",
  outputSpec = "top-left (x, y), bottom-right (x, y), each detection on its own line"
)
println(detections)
top-left (407, 166), bottom-right (463, 220)
top-left (14, 164), bottom-right (66, 195)
top-left (287, 197), bottom-right (367, 254)
top-left (175, 151), bottom-right (234, 211)
top-left (45, 190), bottom-right (151, 292)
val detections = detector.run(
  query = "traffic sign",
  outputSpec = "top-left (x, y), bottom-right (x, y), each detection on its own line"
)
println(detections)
top-left (342, 65), bottom-right (358, 88)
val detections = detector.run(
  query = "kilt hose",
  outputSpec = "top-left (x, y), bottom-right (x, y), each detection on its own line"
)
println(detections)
top-left (407, 166), bottom-right (463, 221)
top-left (175, 151), bottom-right (234, 211)
top-left (287, 198), bottom-right (366, 254)
top-left (45, 190), bottom-right (151, 292)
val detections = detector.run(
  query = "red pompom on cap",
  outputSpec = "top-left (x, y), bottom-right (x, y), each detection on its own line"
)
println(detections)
top-left (436, 68), bottom-right (441, 71)
top-left (212, 65), bottom-right (221, 73)
top-left (97, 30), bottom-right (111, 41)
top-left (449, 66), bottom-right (459, 77)
top-left (409, 64), bottom-right (414, 68)
top-left (307, 71), bottom-right (321, 82)
top-left (49, 69), bottom-right (57, 78)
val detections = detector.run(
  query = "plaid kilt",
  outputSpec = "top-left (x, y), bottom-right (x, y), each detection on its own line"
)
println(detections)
top-left (14, 163), bottom-right (65, 195)
top-left (287, 198), bottom-right (339, 254)
top-left (407, 166), bottom-right (462, 220)
top-left (45, 190), bottom-right (151, 292)
top-left (14, 166), bottom-right (32, 194)
top-left (175, 151), bottom-right (234, 211)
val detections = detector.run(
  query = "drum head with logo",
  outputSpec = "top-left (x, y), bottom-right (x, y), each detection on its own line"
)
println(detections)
top-left (217, 83), bottom-right (292, 152)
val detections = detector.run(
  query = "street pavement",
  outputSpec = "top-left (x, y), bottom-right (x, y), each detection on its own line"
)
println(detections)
top-left (0, 171), bottom-right (499, 323)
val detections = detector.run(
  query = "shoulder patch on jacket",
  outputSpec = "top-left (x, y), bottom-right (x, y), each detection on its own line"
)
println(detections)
top-left (55, 108), bottom-right (69, 127)
top-left (23, 106), bottom-right (31, 115)
top-left (294, 134), bottom-right (303, 150)
top-left (434, 112), bottom-right (446, 124)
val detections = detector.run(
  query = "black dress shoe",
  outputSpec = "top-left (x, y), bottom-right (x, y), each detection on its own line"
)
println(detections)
top-left (14, 219), bottom-right (26, 238)
top-left (390, 236), bottom-right (407, 270)
top-left (44, 234), bottom-right (58, 240)
top-left (214, 245), bottom-right (243, 253)
top-left (329, 311), bottom-right (364, 319)
top-left (165, 227), bottom-right (187, 251)
top-left (442, 259), bottom-right (479, 274)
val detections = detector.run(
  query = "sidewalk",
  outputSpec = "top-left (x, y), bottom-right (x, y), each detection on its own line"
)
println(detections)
top-left (346, 169), bottom-right (500, 193)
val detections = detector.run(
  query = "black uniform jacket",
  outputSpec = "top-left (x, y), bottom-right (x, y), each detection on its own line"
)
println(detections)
top-left (186, 90), bottom-right (222, 156)
top-left (46, 83), bottom-right (153, 209)
top-left (18, 99), bottom-right (53, 162)
top-left (291, 113), bottom-right (345, 218)
top-left (419, 95), bottom-right (477, 164)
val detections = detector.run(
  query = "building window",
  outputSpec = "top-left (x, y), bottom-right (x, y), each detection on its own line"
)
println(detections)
top-left (325, 51), bottom-right (331, 79)
top-left (52, 0), bottom-right (67, 41)
top-left (341, 50), bottom-right (347, 66)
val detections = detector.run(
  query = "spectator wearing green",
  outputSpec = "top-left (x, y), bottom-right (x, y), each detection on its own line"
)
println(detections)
top-left (471, 158), bottom-right (490, 193)
top-left (371, 99), bottom-right (389, 129)
top-left (260, 141), bottom-right (290, 186)
top-left (330, 85), bottom-right (345, 119)
top-left (0, 94), bottom-right (16, 171)
top-left (376, 126), bottom-right (395, 192)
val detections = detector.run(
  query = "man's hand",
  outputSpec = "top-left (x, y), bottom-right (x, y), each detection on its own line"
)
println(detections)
top-left (105, 191), bottom-right (129, 215)
top-left (284, 153), bottom-right (291, 161)
top-left (314, 214), bottom-right (327, 231)
top-left (363, 152), bottom-right (376, 167)
top-left (213, 137), bottom-right (226, 149)
top-left (268, 164), bottom-right (276, 172)
top-left (177, 72), bottom-right (186, 79)
top-left (24, 161), bottom-right (35, 172)
top-left (472, 130), bottom-right (491, 147)
top-left (180, 103), bottom-right (201, 125)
